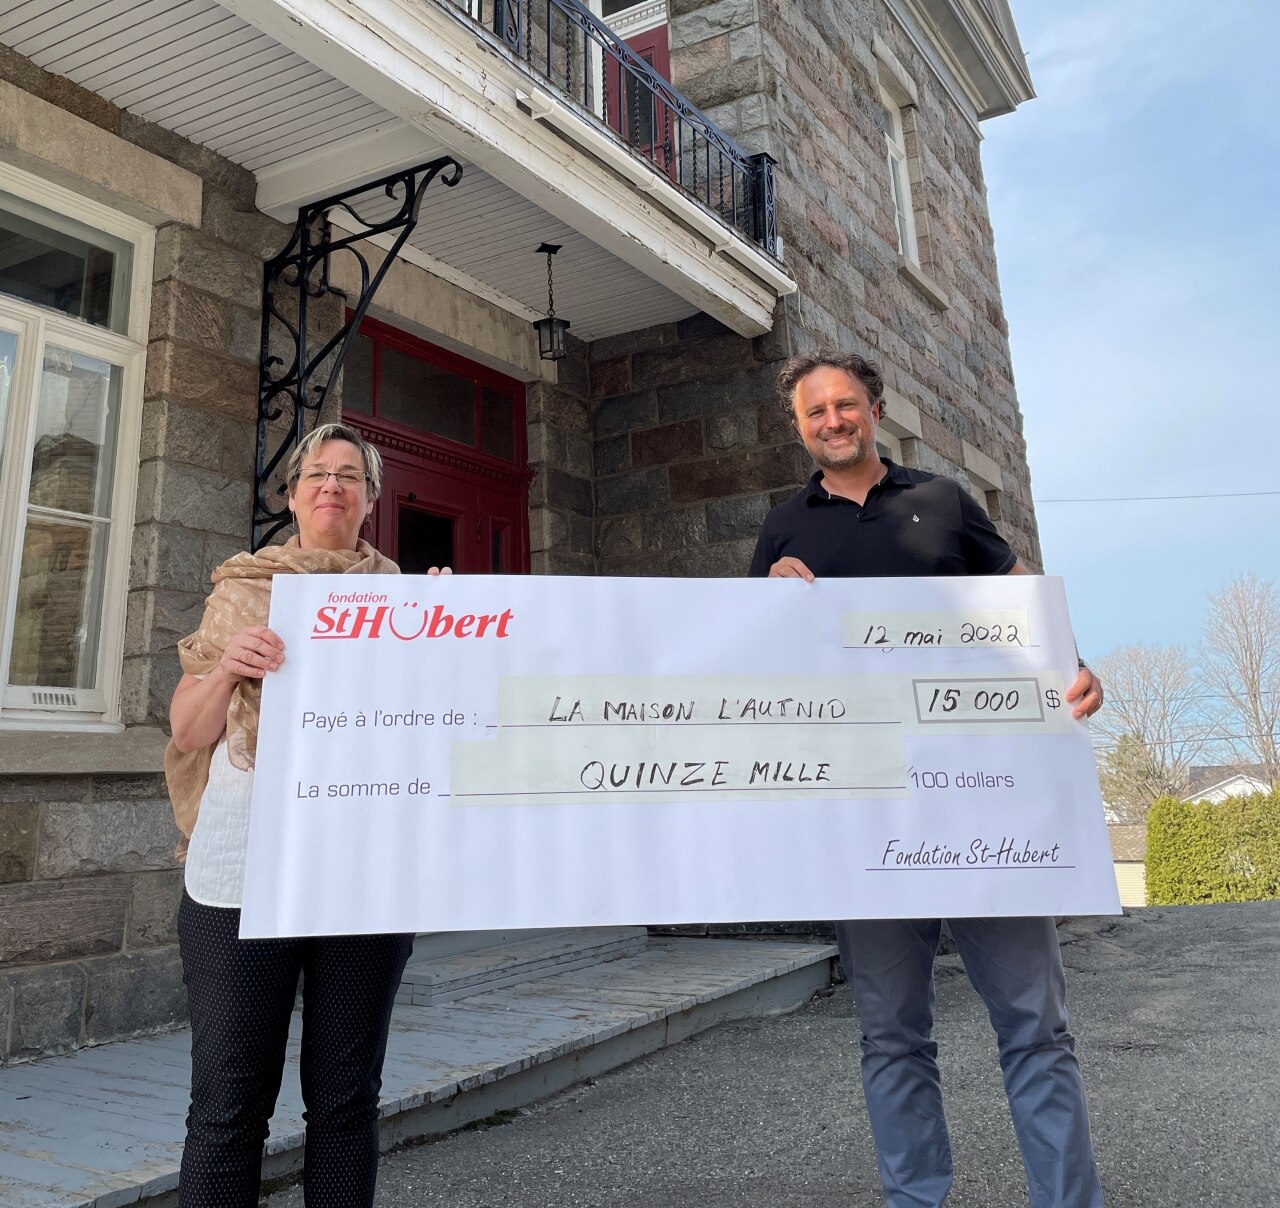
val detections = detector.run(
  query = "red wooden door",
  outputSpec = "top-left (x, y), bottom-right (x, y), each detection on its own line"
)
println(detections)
top-left (604, 26), bottom-right (675, 178)
top-left (342, 316), bottom-right (532, 574)
top-left (378, 459), bottom-right (468, 574)
top-left (373, 456), bottom-right (527, 575)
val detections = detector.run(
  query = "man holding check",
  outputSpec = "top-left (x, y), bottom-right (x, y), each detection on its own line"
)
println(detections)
top-left (750, 350), bottom-right (1105, 1208)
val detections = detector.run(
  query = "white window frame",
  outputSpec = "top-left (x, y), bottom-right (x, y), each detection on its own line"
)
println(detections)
top-left (878, 81), bottom-right (919, 265)
top-left (600, 0), bottom-right (668, 38)
top-left (875, 388), bottom-right (921, 466)
top-left (961, 440), bottom-right (1005, 521)
top-left (874, 422), bottom-right (903, 464)
top-left (0, 161), bottom-right (153, 732)
top-left (963, 468), bottom-right (1000, 519)
top-left (963, 475), bottom-right (991, 516)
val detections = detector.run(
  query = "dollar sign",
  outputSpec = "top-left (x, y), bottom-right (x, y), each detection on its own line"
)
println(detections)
top-left (1044, 689), bottom-right (1061, 710)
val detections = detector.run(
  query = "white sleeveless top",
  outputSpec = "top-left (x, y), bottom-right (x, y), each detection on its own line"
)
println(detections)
top-left (184, 738), bottom-right (255, 908)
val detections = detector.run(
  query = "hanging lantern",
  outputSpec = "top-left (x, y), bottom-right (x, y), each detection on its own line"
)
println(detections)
top-left (533, 241), bottom-right (570, 361)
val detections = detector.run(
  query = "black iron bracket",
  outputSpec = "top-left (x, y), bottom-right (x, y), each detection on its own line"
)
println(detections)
top-left (252, 155), bottom-right (464, 550)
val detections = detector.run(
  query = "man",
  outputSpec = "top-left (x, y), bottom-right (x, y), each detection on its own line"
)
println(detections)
top-left (750, 350), bottom-right (1105, 1208)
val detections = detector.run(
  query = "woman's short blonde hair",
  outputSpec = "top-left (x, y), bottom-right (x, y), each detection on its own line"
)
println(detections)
top-left (285, 422), bottom-right (384, 500)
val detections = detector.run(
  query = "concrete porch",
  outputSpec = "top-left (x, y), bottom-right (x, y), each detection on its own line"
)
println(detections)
top-left (0, 930), bottom-right (836, 1207)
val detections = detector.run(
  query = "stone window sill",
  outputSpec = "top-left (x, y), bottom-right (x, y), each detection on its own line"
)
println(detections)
top-left (0, 726), bottom-right (168, 777)
top-left (898, 255), bottom-right (950, 311)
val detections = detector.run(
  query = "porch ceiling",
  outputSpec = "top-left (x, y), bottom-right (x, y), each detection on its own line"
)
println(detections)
top-left (334, 153), bottom-right (701, 341)
top-left (0, 0), bottom-right (700, 340)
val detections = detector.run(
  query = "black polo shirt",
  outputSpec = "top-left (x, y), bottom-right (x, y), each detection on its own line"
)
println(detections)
top-left (748, 460), bottom-right (1017, 579)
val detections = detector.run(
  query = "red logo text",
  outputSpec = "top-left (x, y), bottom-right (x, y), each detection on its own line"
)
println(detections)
top-left (311, 603), bottom-right (514, 640)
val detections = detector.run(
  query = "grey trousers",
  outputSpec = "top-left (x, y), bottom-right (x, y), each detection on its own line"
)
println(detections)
top-left (836, 916), bottom-right (1104, 1208)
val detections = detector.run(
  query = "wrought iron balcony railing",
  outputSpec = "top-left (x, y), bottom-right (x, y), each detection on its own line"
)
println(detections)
top-left (448, 0), bottom-right (778, 256)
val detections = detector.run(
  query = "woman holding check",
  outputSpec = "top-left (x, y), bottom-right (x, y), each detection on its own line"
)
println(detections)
top-left (166, 421), bottom-right (447, 1207)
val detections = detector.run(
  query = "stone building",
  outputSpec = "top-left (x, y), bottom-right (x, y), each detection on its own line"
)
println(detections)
top-left (0, 0), bottom-right (1036, 1061)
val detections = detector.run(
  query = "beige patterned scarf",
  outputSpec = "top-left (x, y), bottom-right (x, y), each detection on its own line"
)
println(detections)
top-left (164, 536), bottom-right (398, 844)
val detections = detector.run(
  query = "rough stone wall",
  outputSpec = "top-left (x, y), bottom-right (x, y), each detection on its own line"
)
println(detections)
top-left (660, 0), bottom-right (1042, 566)
top-left (528, 334), bottom-right (595, 576)
top-left (0, 772), bottom-right (186, 1062)
top-left (126, 185), bottom-right (309, 729)
top-left (0, 51), bottom-right (302, 1061)
top-left (591, 314), bottom-right (798, 576)
top-left (0, 163), bottom-right (294, 1057)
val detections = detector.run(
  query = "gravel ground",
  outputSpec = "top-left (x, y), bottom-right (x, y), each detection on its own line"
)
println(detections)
top-left (267, 903), bottom-right (1280, 1207)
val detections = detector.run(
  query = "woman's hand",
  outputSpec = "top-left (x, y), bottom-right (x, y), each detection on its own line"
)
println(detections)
top-left (426, 567), bottom-right (453, 576)
top-left (217, 625), bottom-right (285, 683)
top-left (171, 626), bottom-right (285, 752)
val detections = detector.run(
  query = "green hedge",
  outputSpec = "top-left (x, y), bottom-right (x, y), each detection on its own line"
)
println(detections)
top-left (1146, 791), bottom-right (1280, 905)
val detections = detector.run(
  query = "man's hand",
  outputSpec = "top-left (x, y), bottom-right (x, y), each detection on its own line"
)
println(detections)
top-left (768, 557), bottom-right (816, 581)
top-left (1066, 664), bottom-right (1103, 720)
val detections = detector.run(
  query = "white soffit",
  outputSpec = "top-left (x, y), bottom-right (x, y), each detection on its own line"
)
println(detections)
top-left (0, 0), bottom-right (388, 170)
top-left (0, 0), bottom-right (700, 338)
top-left (337, 157), bottom-right (698, 341)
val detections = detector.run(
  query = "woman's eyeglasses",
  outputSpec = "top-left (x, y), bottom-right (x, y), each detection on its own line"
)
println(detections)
top-left (298, 468), bottom-right (368, 487)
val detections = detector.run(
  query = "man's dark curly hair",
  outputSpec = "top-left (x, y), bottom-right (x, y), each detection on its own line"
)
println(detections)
top-left (776, 350), bottom-right (886, 421)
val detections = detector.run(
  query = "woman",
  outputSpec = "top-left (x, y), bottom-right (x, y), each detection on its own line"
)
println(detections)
top-left (166, 422), bottom-right (444, 1207)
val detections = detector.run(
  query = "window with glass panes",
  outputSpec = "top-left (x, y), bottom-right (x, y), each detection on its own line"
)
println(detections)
top-left (342, 315), bottom-right (524, 465)
top-left (877, 83), bottom-right (918, 263)
top-left (0, 168), bottom-right (150, 726)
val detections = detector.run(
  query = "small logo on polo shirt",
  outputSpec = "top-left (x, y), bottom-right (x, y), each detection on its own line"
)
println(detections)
top-left (912, 514), bottom-right (920, 522)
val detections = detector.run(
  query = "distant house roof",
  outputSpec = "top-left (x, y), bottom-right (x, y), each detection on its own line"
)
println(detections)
top-left (1183, 772), bottom-right (1270, 803)
top-left (1108, 824), bottom-right (1147, 863)
top-left (1184, 764), bottom-right (1266, 794)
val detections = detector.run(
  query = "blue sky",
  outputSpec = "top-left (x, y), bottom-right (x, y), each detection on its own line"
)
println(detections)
top-left (982, 0), bottom-right (1280, 660)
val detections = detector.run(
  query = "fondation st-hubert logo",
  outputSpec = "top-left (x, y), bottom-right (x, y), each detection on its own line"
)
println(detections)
top-left (310, 591), bottom-right (514, 641)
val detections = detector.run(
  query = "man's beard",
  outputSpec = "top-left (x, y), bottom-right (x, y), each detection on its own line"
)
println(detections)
top-left (812, 429), bottom-right (869, 470)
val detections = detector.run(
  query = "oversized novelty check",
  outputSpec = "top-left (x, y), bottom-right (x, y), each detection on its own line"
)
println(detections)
top-left (239, 574), bottom-right (1120, 937)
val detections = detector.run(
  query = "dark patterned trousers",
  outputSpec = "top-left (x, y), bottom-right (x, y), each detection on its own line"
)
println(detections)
top-left (177, 892), bottom-right (413, 1207)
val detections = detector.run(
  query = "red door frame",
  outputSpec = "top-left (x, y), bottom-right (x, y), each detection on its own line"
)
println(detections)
top-left (342, 314), bottom-right (533, 574)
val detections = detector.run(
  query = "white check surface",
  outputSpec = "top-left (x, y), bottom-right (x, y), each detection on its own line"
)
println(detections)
top-left (240, 574), bottom-right (1120, 936)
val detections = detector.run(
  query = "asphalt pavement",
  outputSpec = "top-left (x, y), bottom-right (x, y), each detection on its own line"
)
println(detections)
top-left (267, 903), bottom-right (1280, 1207)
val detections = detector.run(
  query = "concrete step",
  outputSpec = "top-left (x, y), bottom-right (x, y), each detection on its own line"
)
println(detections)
top-left (0, 936), bottom-right (836, 1208)
top-left (398, 926), bottom-right (648, 1006)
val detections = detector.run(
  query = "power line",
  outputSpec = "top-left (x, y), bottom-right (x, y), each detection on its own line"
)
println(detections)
top-left (1036, 489), bottom-right (1280, 504)
top-left (1106, 690), bottom-right (1279, 704)
top-left (1094, 729), bottom-right (1280, 752)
